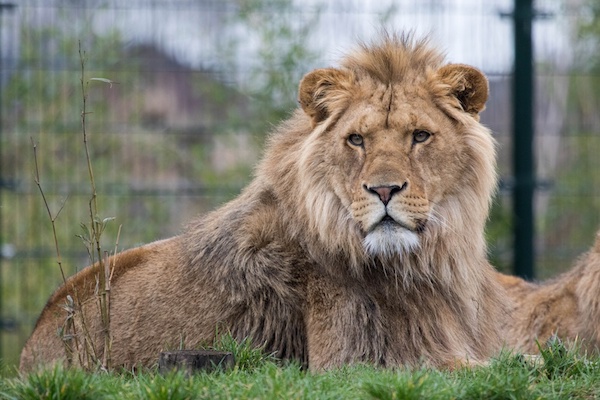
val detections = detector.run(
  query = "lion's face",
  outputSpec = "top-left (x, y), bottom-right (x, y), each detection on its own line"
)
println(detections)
top-left (315, 84), bottom-right (475, 257)
top-left (335, 93), bottom-right (448, 256)
top-left (295, 40), bottom-right (495, 262)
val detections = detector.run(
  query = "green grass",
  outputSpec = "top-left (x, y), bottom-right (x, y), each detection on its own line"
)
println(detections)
top-left (1, 338), bottom-right (599, 400)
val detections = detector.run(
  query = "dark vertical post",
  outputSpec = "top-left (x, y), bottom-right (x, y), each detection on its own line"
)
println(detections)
top-left (0, 2), bottom-right (16, 361)
top-left (512, 0), bottom-right (535, 279)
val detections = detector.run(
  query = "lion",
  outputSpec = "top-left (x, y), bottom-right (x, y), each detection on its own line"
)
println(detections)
top-left (20, 33), bottom-right (510, 372)
top-left (497, 232), bottom-right (600, 354)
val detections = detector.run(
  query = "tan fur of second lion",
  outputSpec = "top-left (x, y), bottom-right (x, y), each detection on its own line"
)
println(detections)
top-left (497, 233), bottom-right (600, 354)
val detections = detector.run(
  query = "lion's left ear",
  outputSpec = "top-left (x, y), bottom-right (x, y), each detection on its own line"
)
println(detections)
top-left (437, 64), bottom-right (488, 118)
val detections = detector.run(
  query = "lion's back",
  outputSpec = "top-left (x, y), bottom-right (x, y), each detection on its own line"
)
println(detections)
top-left (499, 233), bottom-right (600, 353)
top-left (19, 237), bottom-right (185, 371)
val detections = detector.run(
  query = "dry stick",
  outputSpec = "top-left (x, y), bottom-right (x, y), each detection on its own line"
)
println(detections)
top-left (61, 294), bottom-right (76, 367)
top-left (102, 224), bottom-right (121, 371)
top-left (101, 251), bottom-right (111, 371)
top-left (78, 43), bottom-right (101, 264)
top-left (77, 42), bottom-right (100, 370)
top-left (31, 138), bottom-right (68, 285)
top-left (30, 138), bottom-right (81, 366)
top-left (111, 225), bottom-right (122, 282)
top-left (66, 285), bottom-right (102, 369)
top-left (77, 291), bottom-right (99, 369)
top-left (79, 41), bottom-right (112, 371)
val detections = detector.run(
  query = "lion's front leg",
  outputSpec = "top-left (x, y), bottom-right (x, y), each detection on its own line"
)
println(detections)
top-left (305, 272), bottom-right (389, 370)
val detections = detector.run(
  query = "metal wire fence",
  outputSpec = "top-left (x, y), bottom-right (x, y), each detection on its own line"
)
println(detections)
top-left (0, 0), bottom-right (598, 370)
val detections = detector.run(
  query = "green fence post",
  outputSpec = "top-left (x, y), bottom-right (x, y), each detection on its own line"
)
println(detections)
top-left (512, 0), bottom-right (535, 280)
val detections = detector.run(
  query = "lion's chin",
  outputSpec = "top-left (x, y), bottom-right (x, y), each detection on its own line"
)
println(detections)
top-left (363, 224), bottom-right (420, 259)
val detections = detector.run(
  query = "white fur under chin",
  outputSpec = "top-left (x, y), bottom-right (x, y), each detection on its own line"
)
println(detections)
top-left (363, 225), bottom-right (420, 258)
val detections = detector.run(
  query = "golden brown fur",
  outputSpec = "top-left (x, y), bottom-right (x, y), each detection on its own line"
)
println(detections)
top-left (21, 33), bottom-right (510, 372)
top-left (499, 232), bottom-right (600, 354)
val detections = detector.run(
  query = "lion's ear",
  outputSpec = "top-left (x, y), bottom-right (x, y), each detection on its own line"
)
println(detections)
top-left (298, 68), bottom-right (354, 127)
top-left (437, 64), bottom-right (488, 118)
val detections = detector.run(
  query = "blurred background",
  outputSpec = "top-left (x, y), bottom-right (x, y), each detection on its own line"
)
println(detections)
top-left (1, 0), bottom-right (600, 371)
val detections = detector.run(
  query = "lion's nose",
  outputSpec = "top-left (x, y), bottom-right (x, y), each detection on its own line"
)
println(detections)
top-left (365, 183), bottom-right (407, 206)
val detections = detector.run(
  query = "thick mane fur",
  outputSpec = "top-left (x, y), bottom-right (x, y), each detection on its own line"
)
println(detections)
top-left (343, 33), bottom-right (445, 85)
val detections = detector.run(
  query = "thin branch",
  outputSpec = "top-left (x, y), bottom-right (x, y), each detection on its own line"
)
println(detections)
top-left (111, 225), bottom-right (122, 281)
top-left (79, 41), bottom-right (102, 267)
top-left (101, 250), bottom-right (111, 371)
top-left (79, 40), bottom-right (114, 372)
top-left (31, 137), bottom-right (68, 285)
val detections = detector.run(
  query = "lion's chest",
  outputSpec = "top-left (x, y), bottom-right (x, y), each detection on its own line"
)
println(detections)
top-left (305, 271), bottom-right (482, 368)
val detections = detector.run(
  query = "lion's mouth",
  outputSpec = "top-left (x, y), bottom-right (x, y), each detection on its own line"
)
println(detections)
top-left (379, 215), bottom-right (398, 227)
top-left (376, 215), bottom-right (409, 230)
top-left (375, 214), bottom-right (426, 233)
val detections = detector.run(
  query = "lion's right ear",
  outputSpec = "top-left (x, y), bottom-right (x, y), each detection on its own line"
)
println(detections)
top-left (298, 68), bottom-right (354, 127)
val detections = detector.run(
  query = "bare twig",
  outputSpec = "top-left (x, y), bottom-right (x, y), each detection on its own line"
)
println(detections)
top-left (78, 40), bottom-right (114, 371)
top-left (111, 225), bottom-right (122, 281)
top-left (60, 294), bottom-right (76, 366)
top-left (31, 137), bottom-right (69, 285)
top-left (76, 291), bottom-right (99, 369)
top-left (101, 251), bottom-right (111, 371)
top-left (31, 137), bottom-right (93, 370)
top-left (79, 42), bottom-right (102, 267)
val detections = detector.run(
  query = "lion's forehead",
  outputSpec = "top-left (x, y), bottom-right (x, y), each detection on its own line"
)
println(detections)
top-left (350, 97), bottom-right (442, 136)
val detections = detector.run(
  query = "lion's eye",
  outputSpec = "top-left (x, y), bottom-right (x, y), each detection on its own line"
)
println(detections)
top-left (413, 130), bottom-right (431, 144)
top-left (348, 133), bottom-right (364, 147)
